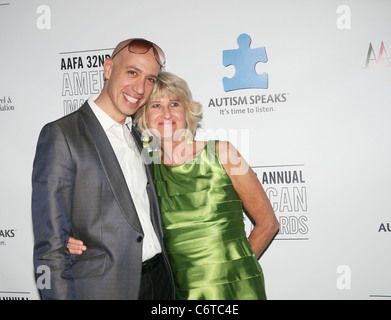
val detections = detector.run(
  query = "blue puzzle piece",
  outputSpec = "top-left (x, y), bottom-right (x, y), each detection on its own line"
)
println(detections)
top-left (223, 33), bottom-right (268, 92)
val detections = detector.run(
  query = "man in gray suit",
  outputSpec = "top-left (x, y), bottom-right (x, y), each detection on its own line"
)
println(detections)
top-left (32, 38), bottom-right (174, 300)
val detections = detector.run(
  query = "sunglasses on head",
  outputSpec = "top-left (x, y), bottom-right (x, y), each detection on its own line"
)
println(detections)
top-left (111, 38), bottom-right (166, 68)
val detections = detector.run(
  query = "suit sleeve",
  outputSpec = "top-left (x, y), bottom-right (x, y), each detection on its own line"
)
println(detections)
top-left (32, 123), bottom-right (77, 300)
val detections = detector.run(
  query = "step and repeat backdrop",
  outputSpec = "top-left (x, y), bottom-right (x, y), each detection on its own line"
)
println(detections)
top-left (0, 0), bottom-right (390, 300)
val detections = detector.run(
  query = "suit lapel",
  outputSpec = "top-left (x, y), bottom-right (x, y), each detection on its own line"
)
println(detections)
top-left (79, 103), bottom-right (143, 234)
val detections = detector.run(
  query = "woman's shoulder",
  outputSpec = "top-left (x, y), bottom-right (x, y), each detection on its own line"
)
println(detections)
top-left (193, 140), bottom-right (239, 166)
top-left (214, 140), bottom-right (238, 158)
top-left (193, 140), bottom-right (232, 156)
top-left (193, 140), bottom-right (234, 149)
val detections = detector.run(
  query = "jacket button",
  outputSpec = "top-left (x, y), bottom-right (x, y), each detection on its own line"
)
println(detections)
top-left (137, 236), bottom-right (143, 243)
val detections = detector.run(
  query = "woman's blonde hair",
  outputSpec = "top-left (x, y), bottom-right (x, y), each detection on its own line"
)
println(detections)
top-left (135, 72), bottom-right (203, 136)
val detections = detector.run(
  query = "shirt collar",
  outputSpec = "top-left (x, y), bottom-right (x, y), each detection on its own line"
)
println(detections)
top-left (88, 96), bottom-right (133, 131)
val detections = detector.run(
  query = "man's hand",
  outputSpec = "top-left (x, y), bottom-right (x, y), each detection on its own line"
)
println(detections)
top-left (67, 237), bottom-right (87, 255)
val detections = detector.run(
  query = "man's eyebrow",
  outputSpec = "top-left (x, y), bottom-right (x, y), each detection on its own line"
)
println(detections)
top-left (124, 65), bottom-right (141, 71)
top-left (124, 66), bottom-right (158, 79)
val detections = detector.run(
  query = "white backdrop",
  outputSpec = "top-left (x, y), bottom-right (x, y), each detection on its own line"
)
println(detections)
top-left (0, 0), bottom-right (390, 300)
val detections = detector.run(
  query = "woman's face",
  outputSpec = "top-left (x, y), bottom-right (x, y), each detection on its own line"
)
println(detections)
top-left (145, 94), bottom-right (187, 141)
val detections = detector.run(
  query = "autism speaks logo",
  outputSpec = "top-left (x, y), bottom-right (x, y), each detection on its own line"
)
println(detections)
top-left (207, 33), bottom-right (288, 116)
top-left (222, 33), bottom-right (268, 92)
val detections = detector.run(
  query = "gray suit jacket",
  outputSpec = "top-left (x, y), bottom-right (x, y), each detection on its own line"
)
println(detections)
top-left (32, 102), bottom-right (174, 300)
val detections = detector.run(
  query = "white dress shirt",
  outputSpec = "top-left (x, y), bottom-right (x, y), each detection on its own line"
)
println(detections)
top-left (88, 96), bottom-right (161, 261)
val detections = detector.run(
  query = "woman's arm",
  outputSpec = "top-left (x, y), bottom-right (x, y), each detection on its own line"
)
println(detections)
top-left (218, 141), bottom-right (279, 258)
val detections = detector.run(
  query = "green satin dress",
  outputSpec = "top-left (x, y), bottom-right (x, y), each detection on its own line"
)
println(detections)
top-left (152, 141), bottom-right (267, 300)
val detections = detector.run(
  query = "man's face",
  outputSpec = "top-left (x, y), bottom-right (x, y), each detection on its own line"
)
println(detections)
top-left (103, 48), bottom-right (160, 124)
